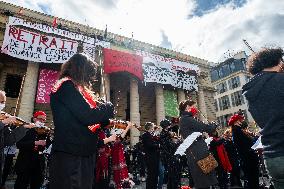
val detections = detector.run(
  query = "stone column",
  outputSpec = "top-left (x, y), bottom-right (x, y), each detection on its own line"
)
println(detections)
top-left (197, 87), bottom-right (208, 122)
top-left (155, 84), bottom-right (165, 126)
top-left (177, 89), bottom-right (185, 103)
top-left (100, 73), bottom-right (110, 101)
top-left (18, 62), bottom-right (39, 122)
top-left (130, 78), bottom-right (140, 146)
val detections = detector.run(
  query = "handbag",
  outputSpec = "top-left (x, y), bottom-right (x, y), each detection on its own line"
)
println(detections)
top-left (190, 151), bottom-right (218, 174)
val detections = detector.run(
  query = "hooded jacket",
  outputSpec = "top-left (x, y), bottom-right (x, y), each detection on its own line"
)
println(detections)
top-left (242, 71), bottom-right (284, 158)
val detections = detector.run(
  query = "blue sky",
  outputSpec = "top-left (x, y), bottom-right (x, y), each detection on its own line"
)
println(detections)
top-left (193, 0), bottom-right (247, 16)
top-left (3, 0), bottom-right (284, 62)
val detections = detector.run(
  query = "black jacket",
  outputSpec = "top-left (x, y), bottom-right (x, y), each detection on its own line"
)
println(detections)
top-left (242, 71), bottom-right (284, 158)
top-left (0, 123), bottom-right (27, 183)
top-left (50, 80), bottom-right (114, 156)
top-left (179, 111), bottom-right (218, 188)
top-left (141, 131), bottom-right (159, 157)
top-left (160, 129), bottom-right (178, 164)
top-left (15, 128), bottom-right (43, 173)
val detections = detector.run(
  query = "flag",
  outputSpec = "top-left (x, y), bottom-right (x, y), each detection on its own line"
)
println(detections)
top-left (52, 17), bottom-right (57, 28)
top-left (164, 90), bottom-right (179, 118)
top-left (18, 8), bottom-right (23, 15)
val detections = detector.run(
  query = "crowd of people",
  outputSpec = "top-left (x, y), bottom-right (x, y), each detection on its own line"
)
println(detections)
top-left (0, 48), bottom-right (283, 189)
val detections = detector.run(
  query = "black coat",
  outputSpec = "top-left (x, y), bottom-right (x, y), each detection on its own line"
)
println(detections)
top-left (50, 80), bottom-right (114, 156)
top-left (0, 123), bottom-right (27, 183)
top-left (160, 129), bottom-right (178, 164)
top-left (15, 128), bottom-right (44, 173)
top-left (141, 131), bottom-right (159, 158)
top-left (242, 72), bottom-right (284, 158)
top-left (231, 126), bottom-right (259, 162)
top-left (179, 111), bottom-right (218, 188)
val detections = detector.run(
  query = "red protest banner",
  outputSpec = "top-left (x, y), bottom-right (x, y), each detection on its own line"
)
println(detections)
top-left (103, 48), bottom-right (143, 80)
top-left (36, 69), bottom-right (59, 103)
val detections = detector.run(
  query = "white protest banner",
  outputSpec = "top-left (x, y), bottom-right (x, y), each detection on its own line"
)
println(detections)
top-left (137, 50), bottom-right (200, 72)
top-left (138, 50), bottom-right (198, 91)
top-left (1, 25), bottom-right (78, 63)
top-left (83, 43), bottom-right (96, 61)
top-left (8, 16), bottom-right (110, 48)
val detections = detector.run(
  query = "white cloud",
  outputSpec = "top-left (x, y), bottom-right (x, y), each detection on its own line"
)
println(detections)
top-left (3, 0), bottom-right (284, 62)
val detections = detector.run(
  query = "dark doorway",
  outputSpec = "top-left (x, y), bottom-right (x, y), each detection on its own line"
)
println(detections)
top-left (4, 74), bottom-right (23, 98)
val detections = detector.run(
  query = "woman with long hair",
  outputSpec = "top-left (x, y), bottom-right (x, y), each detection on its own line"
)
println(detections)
top-left (178, 100), bottom-right (218, 189)
top-left (49, 53), bottom-right (114, 189)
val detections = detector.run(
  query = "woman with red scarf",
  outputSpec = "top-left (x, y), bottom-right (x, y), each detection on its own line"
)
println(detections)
top-left (49, 53), bottom-right (114, 189)
top-left (209, 131), bottom-right (232, 189)
top-left (111, 122), bottom-right (133, 189)
top-left (94, 129), bottom-right (116, 189)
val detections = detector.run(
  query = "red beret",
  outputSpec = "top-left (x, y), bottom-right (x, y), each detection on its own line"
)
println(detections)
top-left (33, 111), bottom-right (46, 118)
top-left (228, 114), bottom-right (244, 126)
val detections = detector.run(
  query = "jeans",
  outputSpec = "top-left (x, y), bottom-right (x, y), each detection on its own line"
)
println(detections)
top-left (158, 161), bottom-right (165, 189)
top-left (265, 156), bottom-right (284, 189)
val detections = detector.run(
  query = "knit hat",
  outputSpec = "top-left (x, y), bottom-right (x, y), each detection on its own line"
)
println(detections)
top-left (228, 114), bottom-right (244, 126)
top-left (33, 111), bottom-right (46, 118)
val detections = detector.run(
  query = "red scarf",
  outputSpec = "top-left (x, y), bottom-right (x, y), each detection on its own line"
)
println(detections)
top-left (213, 137), bottom-right (232, 172)
top-left (52, 77), bottom-right (101, 133)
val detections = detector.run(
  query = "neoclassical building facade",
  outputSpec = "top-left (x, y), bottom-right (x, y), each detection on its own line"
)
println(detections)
top-left (0, 1), bottom-right (216, 145)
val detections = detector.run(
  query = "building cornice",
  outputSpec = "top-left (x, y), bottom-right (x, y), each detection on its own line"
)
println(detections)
top-left (0, 1), bottom-right (212, 68)
top-left (212, 70), bottom-right (251, 85)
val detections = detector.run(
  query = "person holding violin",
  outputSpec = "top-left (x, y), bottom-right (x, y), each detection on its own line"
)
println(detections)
top-left (49, 53), bottom-right (114, 189)
top-left (141, 122), bottom-right (160, 189)
top-left (110, 121), bottom-right (133, 189)
top-left (159, 119), bottom-right (182, 189)
top-left (179, 100), bottom-right (218, 189)
top-left (0, 90), bottom-right (34, 188)
top-left (93, 128), bottom-right (116, 189)
top-left (14, 111), bottom-right (49, 189)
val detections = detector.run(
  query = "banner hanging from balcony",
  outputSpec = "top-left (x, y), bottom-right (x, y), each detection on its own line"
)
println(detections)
top-left (164, 90), bottom-right (179, 118)
top-left (137, 51), bottom-right (199, 91)
top-left (36, 69), bottom-right (59, 104)
top-left (1, 25), bottom-right (78, 63)
top-left (103, 48), bottom-right (143, 80)
top-left (7, 16), bottom-right (110, 48)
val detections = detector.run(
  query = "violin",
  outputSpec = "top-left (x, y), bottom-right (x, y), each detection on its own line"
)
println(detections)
top-left (0, 111), bottom-right (28, 127)
top-left (107, 119), bottom-right (145, 131)
top-left (34, 125), bottom-right (51, 135)
top-left (1, 111), bottom-right (51, 135)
